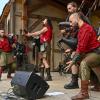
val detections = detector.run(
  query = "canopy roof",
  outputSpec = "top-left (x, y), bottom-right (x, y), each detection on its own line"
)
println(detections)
top-left (0, 0), bottom-right (100, 23)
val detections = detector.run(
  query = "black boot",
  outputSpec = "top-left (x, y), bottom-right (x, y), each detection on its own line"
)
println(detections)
top-left (7, 64), bottom-right (13, 79)
top-left (45, 68), bottom-right (52, 81)
top-left (64, 74), bottom-right (79, 89)
top-left (40, 67), bottom-right (44, 79)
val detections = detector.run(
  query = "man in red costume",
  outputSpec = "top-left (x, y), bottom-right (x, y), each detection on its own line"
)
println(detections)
top-left (68, 13), bottom-right (100, 100)
top-left (0, 30), bottom-right (14, 80)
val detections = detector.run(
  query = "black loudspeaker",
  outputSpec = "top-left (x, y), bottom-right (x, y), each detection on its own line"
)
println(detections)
top-left (11, 71), bottom-right (49, 100)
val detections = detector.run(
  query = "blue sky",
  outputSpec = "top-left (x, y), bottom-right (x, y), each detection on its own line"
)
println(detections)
top-left (0, 0), bottom-right (9, 16)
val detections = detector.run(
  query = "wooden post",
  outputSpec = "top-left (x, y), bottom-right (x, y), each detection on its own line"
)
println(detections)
top-left (22, 0), bottom-right (28, 33)
top-left (10, 0), bottom-right (15, 34)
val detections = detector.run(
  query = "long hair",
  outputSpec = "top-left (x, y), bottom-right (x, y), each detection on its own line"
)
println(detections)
top-left (47, 18), bottom-right (53, 29)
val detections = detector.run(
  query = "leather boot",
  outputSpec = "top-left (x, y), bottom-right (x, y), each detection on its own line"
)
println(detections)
top-left (64, 74), bottom-right (79, 89)
top-left (71, 80), bottom-right (89, 100)
top-left (7, 64), bottom-right (13, 79)
top-left (40, 67), bottom-right (44, 79)
top-left (45, 68), bottom-right (52, 81)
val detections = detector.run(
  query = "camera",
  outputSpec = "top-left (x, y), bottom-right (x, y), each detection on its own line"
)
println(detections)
top-left (58, 21), bottom-right (71, 32)
top-left (58, 50), bottom-right (72, 75)
top-left (57, 37), bottom-right (77, 51)
top-left (58, 21), bottom-right (78, 51)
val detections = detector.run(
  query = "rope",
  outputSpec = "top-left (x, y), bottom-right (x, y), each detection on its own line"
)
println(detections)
top-left (78, 0), bottom-right (86, 11)
top-left (86, 0), bottom-right (98, 17)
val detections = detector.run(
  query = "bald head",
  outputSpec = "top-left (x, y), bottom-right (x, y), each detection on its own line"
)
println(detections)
top-left (69, 13), bottom-right (83, 28)
top-left (70, 13), bottom-right (80, 22)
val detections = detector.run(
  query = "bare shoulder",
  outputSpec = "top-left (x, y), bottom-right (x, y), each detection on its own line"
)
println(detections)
top-left (43, 26), bottom-right (48, 30)
top-left (42, 27), bottom-right (48, 32)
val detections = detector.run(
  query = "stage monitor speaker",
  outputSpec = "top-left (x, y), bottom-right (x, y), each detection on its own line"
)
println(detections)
top-left (11, 71), bottom-right (49, 100)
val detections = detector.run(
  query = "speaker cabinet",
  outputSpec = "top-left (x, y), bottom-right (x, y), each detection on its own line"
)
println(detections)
top-left (11, 71), bottom-right (49, 100)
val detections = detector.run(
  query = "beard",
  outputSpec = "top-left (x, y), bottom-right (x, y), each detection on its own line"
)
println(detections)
top-left (72, 22), bottom-right (78, 30)
top-left (71, 22), bottom-right (79, 32)
top-left (73, 21), bottom-right (78, 27)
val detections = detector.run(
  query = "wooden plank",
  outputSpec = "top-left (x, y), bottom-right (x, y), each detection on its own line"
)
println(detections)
top-left (28, 18), bottom-right (43, 31)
